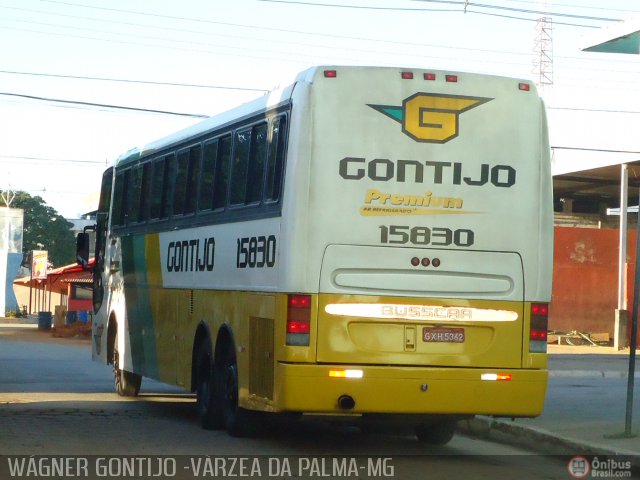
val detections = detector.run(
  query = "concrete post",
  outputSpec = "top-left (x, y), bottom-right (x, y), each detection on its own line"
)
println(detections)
top-left (616, 164), bottom-right (629, 350)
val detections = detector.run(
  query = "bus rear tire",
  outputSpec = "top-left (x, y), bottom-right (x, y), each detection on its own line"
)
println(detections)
top-left (218, 346), bottom-right (257, 437)
top-left (415, 420), bottom-right (457, 445)
top-left (195, 340), bottom-right (223, 430)
top-left (113, 336), bottom-right (141, 397)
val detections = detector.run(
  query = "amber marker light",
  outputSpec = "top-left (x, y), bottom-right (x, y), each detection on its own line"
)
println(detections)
top-left (329, 369), bottom-right (364, 379)
top-left (481, 373), bottom-right (512, 381)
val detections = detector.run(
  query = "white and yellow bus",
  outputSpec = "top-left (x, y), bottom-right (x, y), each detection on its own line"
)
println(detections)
top-left (78, 66), bottom-right (553, 443)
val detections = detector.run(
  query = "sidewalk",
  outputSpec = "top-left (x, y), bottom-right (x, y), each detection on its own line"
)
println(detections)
top-left (461, 343), bottom-right (640, 470)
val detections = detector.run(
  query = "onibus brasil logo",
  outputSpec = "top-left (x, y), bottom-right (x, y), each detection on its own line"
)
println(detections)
top-left (368, 92), bottom-right (492, 143)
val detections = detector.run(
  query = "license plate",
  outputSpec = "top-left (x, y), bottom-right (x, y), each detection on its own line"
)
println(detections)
top-left (422, 327), bottom-right (465, 343)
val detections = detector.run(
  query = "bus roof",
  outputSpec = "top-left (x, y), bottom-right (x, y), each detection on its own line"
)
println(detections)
top-left (114, 82), bottom-right (296, 168)
top-left (113, 66), bottom-right (537, 169)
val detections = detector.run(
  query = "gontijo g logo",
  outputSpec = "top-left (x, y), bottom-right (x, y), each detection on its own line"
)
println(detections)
top-left (369, 93), bottom-right (492, 144)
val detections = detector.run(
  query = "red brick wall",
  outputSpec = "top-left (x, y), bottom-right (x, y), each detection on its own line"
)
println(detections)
top-left (551, 226), bottom-right (639, 344)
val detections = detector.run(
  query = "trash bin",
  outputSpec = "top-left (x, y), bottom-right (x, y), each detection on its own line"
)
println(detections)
top-left (66, 311), bottom-right (77, 324)
top-left (38, 311), bottom-right (52, 330)
top-left (78, 311), bottom-right (88, 324)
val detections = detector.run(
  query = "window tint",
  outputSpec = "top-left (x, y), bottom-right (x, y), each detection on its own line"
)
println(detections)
top-left (149, 158), bottom-right (165, 220)
top-left (230, 129), bottom-right (251, 205)
top-left (174, 149), bottom-right (189, 215)
top-left (162, 154), bottom-right (176, 218)
top-left (129, 165), bottom-right (143, 223)
top-left (230, 122), bottom-right (268, 206)
top-left (184, 145), bottom-right (201, 214)
top-left (213, 135), bottom-right (231, 210)
top-left (247, 123), bottom-right (267, 204)
top-left (112, 171), bottom-right (126, 226)
top-left (265, 115), bottom-right (287, 202)
top-left (199, 139), bottom-right (217, 211)
top-left (112, 110), bottom-right (287, 230)
top-left (139, 163), bottom-right (151, 222)
top-left (98, 168), bottom-right (113, 215)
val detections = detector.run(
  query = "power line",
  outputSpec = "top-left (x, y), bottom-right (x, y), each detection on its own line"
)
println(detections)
top-left (512, 0), bottom-right (635, 13)
top-left (0, 70), bottom-right (269, 93)
top-left (464, 1), bottom-right (620, 22)
top-left (0, 24), bottom-right (371, 66)
top-left (2, 18), bottom-right (328, 63)
top-left (257, 0), bottom-right (604, 28)
top-left (415, 0), bottom-right (621, 21)
top-left (0, 154), bottom-right (105, 164)
top-left (3, 5), bottom-right (452, 66)
top-left (549, 106), bottom-right (640, 115)
top-left (257, 0), bottom-right (459, 12)
top-left (467, 9), bottom-right (597, 28)
top-left (552, 146), bottom-right (640, 155)
top-left (0, 92), bottom-right (209, 118)
top-left (6, 1), bottom-right (627, 64)
top-left (0, 24), bottom-right (536, 71)
top-left (262, 0), bottom-right (621, 22)
top-left (0, 2), bottom-right (510, 54)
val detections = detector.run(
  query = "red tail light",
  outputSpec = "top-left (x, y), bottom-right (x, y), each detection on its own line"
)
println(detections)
top-left (287, 294), bottom-right (311, 345)
top-left (530, 303), bottom-right (549, 352)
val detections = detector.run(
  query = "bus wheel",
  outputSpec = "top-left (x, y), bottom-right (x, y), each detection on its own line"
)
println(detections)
top-left (195, 340), bottom-right (222, 430)
top-left (415, 420), bottom-right (457, 445)
top-left (218, 347), bottom-right (255, 437)
top-left (113, 335), bottom-right (141, 397)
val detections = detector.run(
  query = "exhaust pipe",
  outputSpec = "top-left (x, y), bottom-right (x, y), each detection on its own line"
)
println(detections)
top-left (338, 395), bottom-right (356, 410)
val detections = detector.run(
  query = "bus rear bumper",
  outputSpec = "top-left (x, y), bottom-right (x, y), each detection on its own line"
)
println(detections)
top-left (275, 363), bottom-right (547, 417)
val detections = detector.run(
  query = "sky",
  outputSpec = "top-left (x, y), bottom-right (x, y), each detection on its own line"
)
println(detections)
top-left (0, 0), bottom-right (639, 218)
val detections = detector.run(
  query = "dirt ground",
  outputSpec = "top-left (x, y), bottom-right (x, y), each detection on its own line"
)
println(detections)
top-left (0, 320), bottom-right (91, 345)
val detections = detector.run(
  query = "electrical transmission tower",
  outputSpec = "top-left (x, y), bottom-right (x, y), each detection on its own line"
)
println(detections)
top-left (533, 13), bottom-right (554, 89)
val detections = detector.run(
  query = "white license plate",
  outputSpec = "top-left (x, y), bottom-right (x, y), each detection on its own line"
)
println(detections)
top-left (422, 327), bottom-right (465, 343)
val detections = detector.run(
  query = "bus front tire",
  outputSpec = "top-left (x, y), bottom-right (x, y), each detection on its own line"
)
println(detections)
top-left (218, 347), bottom-right (256, 437)
top-left (113, 339), bottom-right (141, 397)
top-left (415, 420), bottom-right (457, 445)
top-left (195, 340), bottom-right (223, 430)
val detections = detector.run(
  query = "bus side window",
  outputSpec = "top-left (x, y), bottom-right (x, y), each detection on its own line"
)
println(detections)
top-left (265, 115), bottom-right (287, 202)
top-left (98, 167), bottom-right (113, 215)
top-left (112, 170), bottom-right (127, 226)
top-left (199, 139), bottom-right (218, 211)
top-left (184, 144), bottom-right (201, 214)
top-left (230, 128), bottom-right (251, 205)
top-left (174, 149), bottom-right (190, 215)
top-left (246, 122), bottom-right (267, 204)
top-left (123, 169), bottom-right (135, 224)
top-left (129, 165), bottom-right (143, 223)
top-left (138, 162), bottom-right (151, 222)
top-left (149, 157), bottom-right (166, 220)
top-left (213, 135), bottom-right (231, 210)
top-left (162, 154), bottom-right (177, 218)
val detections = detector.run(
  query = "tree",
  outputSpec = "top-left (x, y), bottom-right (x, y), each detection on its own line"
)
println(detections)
top-left (0, 191), bottom-right (76, 268)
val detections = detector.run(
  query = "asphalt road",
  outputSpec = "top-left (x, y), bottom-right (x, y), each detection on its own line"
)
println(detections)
top-left (0, 326), bottom-right (578, 479)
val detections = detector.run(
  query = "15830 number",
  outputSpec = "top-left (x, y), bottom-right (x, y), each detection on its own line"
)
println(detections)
top-left (236, 235), bottom-right (277, 268)
top-left (379, 225), bottom-right (474, 247)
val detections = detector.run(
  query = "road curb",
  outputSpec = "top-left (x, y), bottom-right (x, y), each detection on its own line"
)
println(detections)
top-left (459, 417), bottom-right (640, 473)
top-left (549, 370), bottom-right (640, 379)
